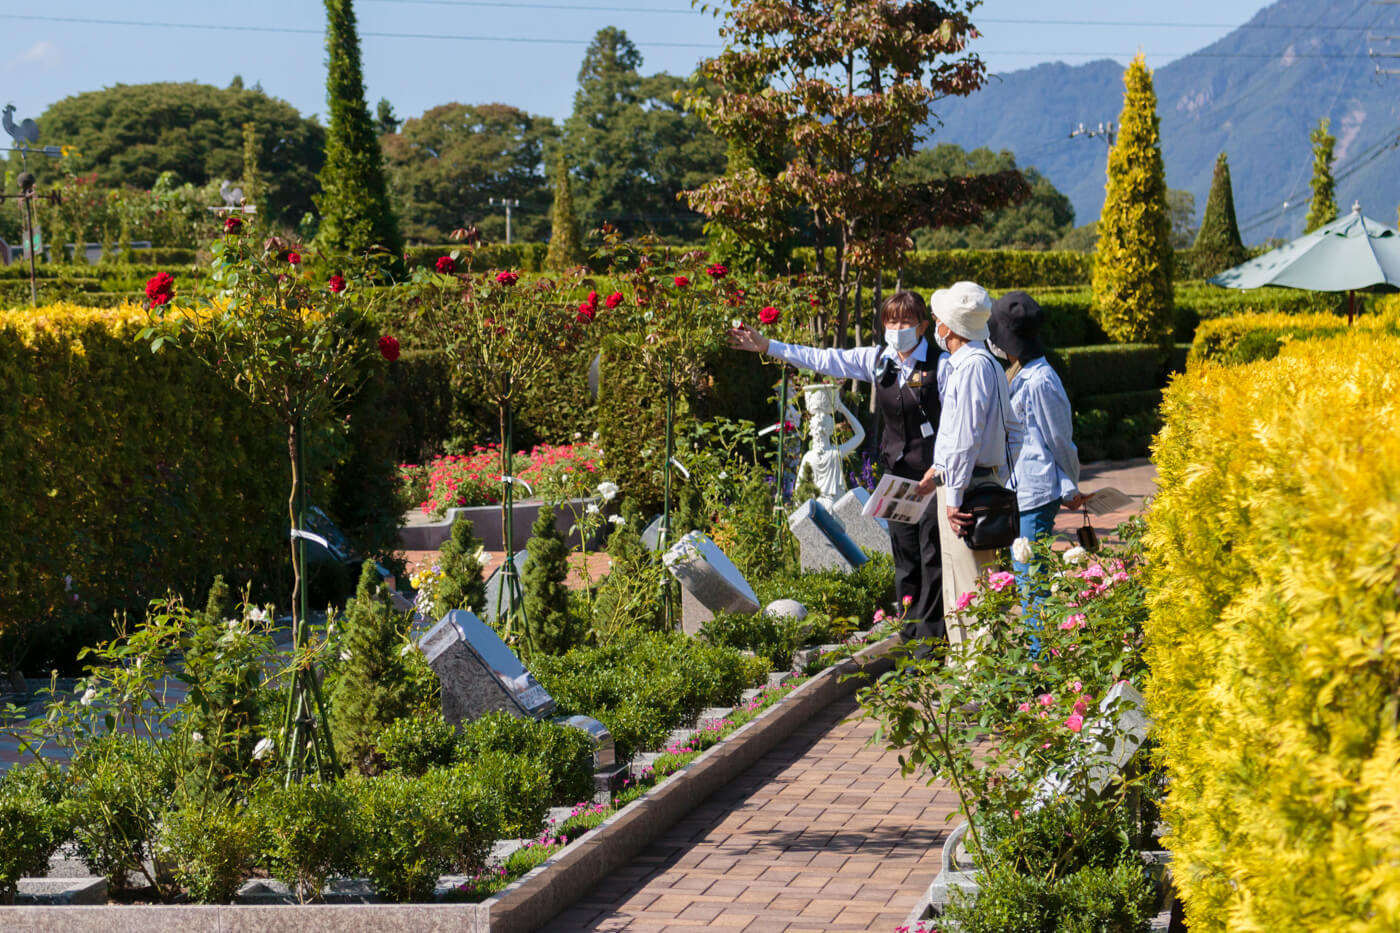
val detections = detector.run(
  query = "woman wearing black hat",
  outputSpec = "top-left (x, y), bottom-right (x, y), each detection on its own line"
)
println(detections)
top-left (988, 291), bottom-right (1084, 591)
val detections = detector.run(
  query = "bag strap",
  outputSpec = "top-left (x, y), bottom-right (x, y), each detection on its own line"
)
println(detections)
top-left (968, 346), bottom-right (1016, 490)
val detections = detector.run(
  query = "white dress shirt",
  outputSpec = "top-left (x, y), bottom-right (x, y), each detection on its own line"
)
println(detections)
top-left (765, 338), bottom-right (948, 391)
top-left (1009, 356), bottom-right (1080, 510)
top-left (933, 341), bottom-right (1025, 508)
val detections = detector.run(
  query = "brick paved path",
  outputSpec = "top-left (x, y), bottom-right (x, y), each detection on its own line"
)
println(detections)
top-left (550, 694), bottom-right (958, 932)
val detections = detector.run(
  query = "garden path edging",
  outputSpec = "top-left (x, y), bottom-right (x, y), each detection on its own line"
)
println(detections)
top-left (1, 636), bottom-right (899, 933)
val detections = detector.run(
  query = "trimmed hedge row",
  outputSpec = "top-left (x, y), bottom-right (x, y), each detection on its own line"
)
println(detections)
top-left (0, 304), bottom-right (400, 671)
top-left (1144, 331), bottom-right (1400, 930)
top-left (790, 248), bottom-right (1094, 288)
top-left (1048, 344), bottom-right (1163, 399)
top-left (1189, 304), bottom-right (1400, 366)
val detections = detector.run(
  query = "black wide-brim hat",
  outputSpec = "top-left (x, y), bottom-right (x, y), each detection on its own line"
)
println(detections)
top-left (989, 290), bottom-right (1046, 361)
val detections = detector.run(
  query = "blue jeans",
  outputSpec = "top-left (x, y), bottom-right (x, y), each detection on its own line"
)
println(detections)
top-left (1014, 498), bottom-right (1062, 650)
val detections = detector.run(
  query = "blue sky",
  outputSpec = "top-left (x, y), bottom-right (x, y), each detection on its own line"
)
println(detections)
top-left (3, 0), bottom-right (1274, 128)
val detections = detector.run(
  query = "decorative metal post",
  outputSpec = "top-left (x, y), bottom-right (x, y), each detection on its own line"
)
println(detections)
top-left (661, 358), bottom-right (676, 628)
top-left (499, 396), bottom-right (525, 631)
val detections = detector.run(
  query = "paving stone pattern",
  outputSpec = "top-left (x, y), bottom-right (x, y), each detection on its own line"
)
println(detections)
top-left (549, 694), bottom-right (957, 932)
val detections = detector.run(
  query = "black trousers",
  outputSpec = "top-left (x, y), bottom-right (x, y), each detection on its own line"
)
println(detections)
top-left (887, 486), bottom-right (945, 647)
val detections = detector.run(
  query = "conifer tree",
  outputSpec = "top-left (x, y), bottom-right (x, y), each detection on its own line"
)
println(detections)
top-left (591, 499), bottom-right (664, 636)
top-left (521, 506), bottom-right (582, 657)
top-left (314, 0), bottom-right (402, 259)
top-left (241, 122), bottom-right (260, 209)
top-left (433, 518), bottom-right (487, 621)
top-left (545, 155), bottom-right (584, 271)
top-left (1091, 53), bottom-right (1174, 346)
top-left (1305, 118), bottom-right (1337, 234)
top-left (331, 562), bottom-right (411, 775)
top-left (1191, 152), bottom-right (1247, 278)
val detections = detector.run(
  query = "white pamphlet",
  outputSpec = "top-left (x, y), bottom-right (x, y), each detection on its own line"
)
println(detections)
top-left (861, 474), bottom-right (936, 524)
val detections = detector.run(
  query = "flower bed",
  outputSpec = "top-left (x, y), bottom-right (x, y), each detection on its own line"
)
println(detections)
top-left (401, 441), bottom-right (603, 519)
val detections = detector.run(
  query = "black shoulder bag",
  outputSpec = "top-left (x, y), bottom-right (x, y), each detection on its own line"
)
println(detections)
top-left (961, 354), bottom-right (1019, 550)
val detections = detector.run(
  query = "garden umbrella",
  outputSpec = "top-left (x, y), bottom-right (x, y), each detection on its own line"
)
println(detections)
top-left (1210, 202), bottom-right (1400, 323)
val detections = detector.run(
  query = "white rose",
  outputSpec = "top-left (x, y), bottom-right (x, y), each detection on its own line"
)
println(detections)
top-left (190, 732), bottom-right (203, 744)
top-left (1011, 537), bottom-right (1033, 564)
top-left (585, 503), bottom-right (601, 515)
top-left (247, 607), bottom-right (269, 624)
top-left (252, 737), bottom-right (275, 761)
top-left (608, 515), bottom-right (626, 526)
top-left (79, 687), bottom-right (97, 707)
top-left (597, 481), bottom-right (620, 502)
top-left (1063, 545), bottom-right (1088, 565)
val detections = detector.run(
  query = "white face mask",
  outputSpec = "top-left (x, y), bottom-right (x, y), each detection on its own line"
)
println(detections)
top-left (933, 324), bottom-right (950, 353)
top-left (988, 339), bottom-right (1009, 360)
top-left (885, 326), bottom-right (920, 353)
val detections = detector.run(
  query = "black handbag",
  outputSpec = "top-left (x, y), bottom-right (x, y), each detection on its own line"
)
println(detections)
top-left (963, 479), bottom-right (1020, 549)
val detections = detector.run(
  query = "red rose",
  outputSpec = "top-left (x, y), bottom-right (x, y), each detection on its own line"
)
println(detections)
top-left (286, 251), bottom-right (301, 265)
top-left (378, 335), bottom-right (400, 362)
top-left (495, 271), bottom-right (519, 286)
top-left (435, 255), bottom-right (456, 275)
top-left (759, 305), bottom-right (780, 325)
top-left (706, 263), bottom-right (728, 279)
top-left (586, 290), bottom-right (598, 308)
top-left (224, 216), bottom-right (242, 234)
top-left (605, 292), bottom-right (623, 309)
top-left (809, 295), bottom-right (820, 307)
top-left (673, 275), bottom-right (689, 288)
top-left (576, 306), bottom-right (596, 323)
top-left (145, 271), bottom-right (175, 307)
top-left (328, 274), bottom-right (347, 294)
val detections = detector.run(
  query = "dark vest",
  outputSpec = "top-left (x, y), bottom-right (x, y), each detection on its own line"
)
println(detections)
top-left (875, 349), bottom-right (940, 479)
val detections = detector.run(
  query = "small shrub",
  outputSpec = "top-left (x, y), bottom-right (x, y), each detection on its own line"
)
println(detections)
top-left (943, 859), bottom-right (1156, 933)
top-left (454, 711), bottom-right (594, 806)
top-left (590, 500), bottom-right (666, 638)
top-left (425, 765), bottom-right (505, 873)
top-left (700, 612), bottom-right (809, 669)
top-left (522, 505), bottom-right (584, 658)
top-left (68, 733), bottom-right (171, 892)
top-left (0, 766), bottom-right (71, 905)
top-left (434, 517), bottom-right (487, 621)
top-left (331, 562), bottom-right (414, 775)
top-left (250, 779), bottom-right (356, 901)
top-left (378, 714), bottom-right (458, 777)
top-left (157, 794), bottom-right (257, 904)
top-left (451, 751), bottom-right (553, 839)
top-left (351, 773), bottom-right (457, 902)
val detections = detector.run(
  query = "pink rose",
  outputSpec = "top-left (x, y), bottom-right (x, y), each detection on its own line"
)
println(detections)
top-left (1037, 693), bottom-right (1054, 707)
top-left (954, 591), bottom-right (975, 612)
top-left (1072, 698), bottom-right (1089, 716)
top-left (1060, 613), bottom-right (1087, 631)
top-left (988, 571), bottom-right (1016, 592)
top-left (1065, 714), bottom-right (1084, 733)
top-left (1016, 702), bottom-right (1031, 713)
top-left (902, 594), bottom-right (913, 607)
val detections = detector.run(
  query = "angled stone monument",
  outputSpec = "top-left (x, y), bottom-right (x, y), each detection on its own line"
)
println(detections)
top-left (831, 487), bottom-right (891, 557)
top-left (419, 610), bottom-right (555, 723)
top-left (641, 515), bottom-right (666, 552)
top-left (788, 499), bottom-right (869, 573)
top-left (482, 548), bottom-right (529, 623)
top-left (663, 531), bottom-right (760, 634)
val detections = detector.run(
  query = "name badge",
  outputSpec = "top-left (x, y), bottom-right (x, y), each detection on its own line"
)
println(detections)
top-left (919, 422), bottom-right (934, 438)
top-left (907, 370), bottom-right (926, 388)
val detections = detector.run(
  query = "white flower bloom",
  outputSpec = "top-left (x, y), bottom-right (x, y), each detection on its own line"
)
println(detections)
top-left (247, 607), bottom-right (269, 624)
top-left (190, 732), bottom-right (203, 744)
top-left (1063, 545), bottom-right (1088, 565)
top-left (585, 502), bottom-right (601, 516)
top-left (226, 619), bottom-right (240, 632)
top-left (608, 515), bottom-right (626, 527)
top-left (79, 687), bottom-right (97, 706)
top-left (597, 481), bottom-right (620, 502)
top-left (1011, 537), bottom-right (1033, 564)
top-left (252, 737), bottom-right (275, 761)
top-left (718, 470), bottom-right (727, 480)
top-left (573, 431), bottom-right (583, 441)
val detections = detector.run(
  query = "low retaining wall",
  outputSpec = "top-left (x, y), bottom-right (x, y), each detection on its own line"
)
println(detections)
top-left (398, 498), bottom-right (605, 552)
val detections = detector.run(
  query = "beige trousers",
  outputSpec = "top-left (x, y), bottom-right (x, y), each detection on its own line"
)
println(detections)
top-left (937, 484), bottom-right (1000, 650)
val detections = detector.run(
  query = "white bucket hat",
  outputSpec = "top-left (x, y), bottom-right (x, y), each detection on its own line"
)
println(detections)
top-left (929, 281), bottom-right (992, 342)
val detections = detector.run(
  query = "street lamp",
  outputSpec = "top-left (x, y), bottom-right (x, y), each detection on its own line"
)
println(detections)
top-left (490, 197), bottom-right (520, 245)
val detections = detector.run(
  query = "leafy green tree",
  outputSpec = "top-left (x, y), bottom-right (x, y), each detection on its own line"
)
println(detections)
top-left (591, 500), bottom-right (664, 638)
top-left (901, 145), bottom-right (1075, 250)
top-left (563, 28), bottom-right (726, 240)
top-left (1305, 118), bottom-right (1337, 233)
top-left (331, 562), bottom-right (412, 776)
top-left (521, 506), bottom-right (582, 657)
top-left (315, 0), bottom-right (402, 258)
top-left (434, 518), bottom-right (487, 622)
top-left (30, 82), bottom-right (325, 227)
top-left (1191, 152), bottom-right (1247, 278)
top-left (374, 98), bottom-right (401, 136)
top-left (545, 154), bottom-right (584, 270)
top-left (382, 102), bottom-right (555, 243)
top-left (1091, 54), bottom-right (1174, 346)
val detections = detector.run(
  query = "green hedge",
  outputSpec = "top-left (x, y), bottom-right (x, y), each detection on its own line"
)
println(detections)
top-left (126, 248), bottom-right (202, 266)
top-left (0, 304), bottom-right (400, 672)
top-left (1049, 344), bottom-right (1163, 399)
top-left (403, 243), bottom-right (549, 274)
top-left (790, 248), bottom-right (1094, 289)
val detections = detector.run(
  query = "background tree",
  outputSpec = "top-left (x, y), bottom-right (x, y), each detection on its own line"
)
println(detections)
top-left (433, 518), bottom-right (487, 621)
top-left (374, 98), bottom-right (401, 136)
top-left (1305, 118), bottom-right (1337, 233)
top-left (382, 103), bottom-right (555, 243)
top-left (1166, 189), bottom-right (1197, 249)
top-left (331, 562), bottom-right (411, 775)
top-left (1091, 53), bottom-right (1174, 346)
top-left (1191, 152), bottom-right (1247, 278)
top-left (900, 145), bottom-right (1074, 250)
top-left (545, 155), bottom-right (584, 270)
top-left (315, 0), bottom-right (402, 258)
top-left (563, 28), bottom-right (725, 240)
top-left (241, 123), bottom-right (261, 208)
top-left (521, 506), bottom-right (581, 657)
top-left (685, 0), bottom-right (1026, 347)
top-left (30, 82), bottom-right (324, 227)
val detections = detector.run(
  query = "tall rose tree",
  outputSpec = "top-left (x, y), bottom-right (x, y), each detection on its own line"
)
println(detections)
top-left (140, 220), bottom-right (392, 781)
top-left (407, 254), bottom-right (588, 634)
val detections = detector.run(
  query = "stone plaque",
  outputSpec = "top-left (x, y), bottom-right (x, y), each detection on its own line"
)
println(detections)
top-left (664, 531), bottom-right (759, 634)
top-left (831, 488), bottom-right (891, 557)
top-left (419, 610), bottom-right (555, 723)
top-left (641, 515), bottom-right (666, 552)
top-left (787, 499), bottom-right (869, 572)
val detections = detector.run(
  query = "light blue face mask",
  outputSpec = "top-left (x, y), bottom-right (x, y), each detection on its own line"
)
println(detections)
top-left (886, 326), bottom-right (920, 353)
top-left (933, 324), bottom-right (950, 353)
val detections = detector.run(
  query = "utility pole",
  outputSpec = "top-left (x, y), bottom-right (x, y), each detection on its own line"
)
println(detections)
top-left (490, 197), bottom-right (520, 244)
top-left (1069, 121), bottom-right (1116, 147)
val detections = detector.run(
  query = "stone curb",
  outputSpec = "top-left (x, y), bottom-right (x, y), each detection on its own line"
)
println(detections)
top-left (1, 636), bottom-right (900, 932)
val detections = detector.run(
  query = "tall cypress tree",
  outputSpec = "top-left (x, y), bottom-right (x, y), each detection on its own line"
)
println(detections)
top-left (545, 155), bottom-right (584, 271)
top-left (521, 506), bottom-right (582, 657)
top-left (1091, 53), bottom-right (1174, 346)
top-left (1191, 152), bottom-right (1247, 278)
top-left (315, 0), bottom-right (402, 258)
top-left (1305, 118), bottom-right (1337, 234)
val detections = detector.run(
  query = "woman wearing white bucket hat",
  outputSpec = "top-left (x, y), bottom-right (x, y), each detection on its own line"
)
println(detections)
top-left (914, 281), bottom-right (1024, 650)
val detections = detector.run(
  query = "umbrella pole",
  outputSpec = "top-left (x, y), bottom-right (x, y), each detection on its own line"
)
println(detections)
top-left (1348, 290), bottom-right (1355, 326)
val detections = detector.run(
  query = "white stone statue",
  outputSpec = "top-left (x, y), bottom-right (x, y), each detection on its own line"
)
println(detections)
top-left (799, 384), bottom-right (865, 505)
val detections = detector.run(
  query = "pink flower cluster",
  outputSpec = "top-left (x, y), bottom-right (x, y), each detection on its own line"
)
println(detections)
top-left (407, 442), bottom-right (602, 515)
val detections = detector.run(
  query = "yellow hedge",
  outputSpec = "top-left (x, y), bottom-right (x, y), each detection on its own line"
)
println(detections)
top-left (1145, 331), bottom-right (1400, 931)
top-left (0, 302), bottom-right (287, 667)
